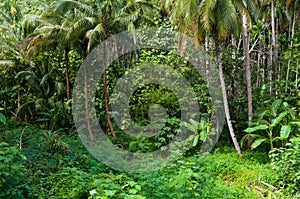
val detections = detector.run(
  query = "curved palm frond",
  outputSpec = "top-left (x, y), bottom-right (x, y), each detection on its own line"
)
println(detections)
top-left (54, 0), bottom-right (93, 17)
top-left (16, 100), bottom-right (35, 119)
top-left (85, 23), bottom-right (106, 53)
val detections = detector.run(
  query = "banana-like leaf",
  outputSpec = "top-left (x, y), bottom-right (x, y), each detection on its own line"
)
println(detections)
top-left (0, 113), bottom-right (6, 124)
top-left (192, 134), bottom-right (199, 147)
top-left (244, 125), bottom-right (268, 133)
top-left (280, 125), bottom-right (291, 139)
top-left (271, 99), bottom-right (282, 116)
top-left (251, 138), bottom-right (268, 150)
top-left (271, 111), bottom-right (287, 127)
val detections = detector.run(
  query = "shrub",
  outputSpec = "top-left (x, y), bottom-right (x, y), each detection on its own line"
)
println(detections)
top-left (269, 136), bottom-right (300, 196)
top-left (0, 142), bottom-right (29, 198)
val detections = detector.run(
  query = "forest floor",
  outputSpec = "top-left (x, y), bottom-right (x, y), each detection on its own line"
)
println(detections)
top-left (0, 121), bottom-right (291, 198)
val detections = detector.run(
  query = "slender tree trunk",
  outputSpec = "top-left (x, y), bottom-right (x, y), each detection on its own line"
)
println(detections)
top-left (215, 35), bottom-right (242, 156)
top-left (258, 33), bottom-right (263, 87)
top-left (296, 61), bottom-right (299, 90)
top-left (268, 33), bottom-right (273, 94)
top-left (230, 35), bottom-right (236, 100)
top-left (241, 3), bottom-right (253, 150)
top-left (271, 0), bottom-right (278, 96)
top-left (65, 47), bottom-right (71, 101)
top-left (17, 91), bottom-right (21, 108)
top-left (205, 35), bottom-right (210, 82)
top-left (241, 6), bottom-right (253, 123)
top-left (65, 47), bottom-right (71, 114)
top-left (286, 9), bottom-right (296, 92)
top-left (103, 41), bottom-right (116, 138)
top-left (84, 58), bottom-right (94, 140)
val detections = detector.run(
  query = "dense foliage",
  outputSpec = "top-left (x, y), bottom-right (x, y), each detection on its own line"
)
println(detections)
top-left (0, 0), bottom-right (299, 198)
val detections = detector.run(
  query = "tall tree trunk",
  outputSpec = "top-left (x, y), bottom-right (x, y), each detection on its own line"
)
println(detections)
top-left (84, 57), bottom-right (94, 140)
top-left (230, 35), bottom-right (236, 100)
top-left (285, 9), bottom-right (296, 92)
top-left (241, 3), bottom-right (253, 150)
top-left (65, 47), bottom-right (71, 101)
top-left (241, 6), bottom-right (253, 123)
top-left (205, 34), bottom-right (210, 82)
top-left (296, 61), bottom-right (299, 90)
top-left (103, 41), bottom-right (116, 138)
top-left (268, 33), bottom-right (273, 94)
top-left (258, 33), bottom-right (263, 87)
top-left (271, 0), bottom-right (278, 96)
top-left (65, 46), bottom-right (71, 114)
top-left (215, 35), bottom-right (242, 156)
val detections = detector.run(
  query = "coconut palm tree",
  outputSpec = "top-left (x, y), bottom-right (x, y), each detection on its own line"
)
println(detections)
top-left (53, 0), bottom-right (156, 139)
top-left (165, 0), bottom-right (247, 155)
top-left (26, 10), bottom-right (78, 101)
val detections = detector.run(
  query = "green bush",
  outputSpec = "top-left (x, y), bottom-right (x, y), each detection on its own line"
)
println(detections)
top-left (136, 155), bottom-right (240, 199)
top-left (0, 142), bottom-right (29, 198)
top-left (37, 167), bottom-right (145, 199)
top-left (269, 136), bottom-right (300, 196)
top-left (209, 146), bottom-right (279, 198)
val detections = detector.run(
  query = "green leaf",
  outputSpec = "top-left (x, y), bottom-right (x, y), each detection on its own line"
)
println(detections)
top-left (244, 125), bottom-right (268, 133)
top-left (290, 121), bottom-right (300, 126)
top-left (129, 189), bottom-right (138, 194)
top-left (280, 125), bottom-right (291, 139)
top-left (271, 111), bottom-right (287, 127)
top-left (251, 138), bottom-right (268, 150)
top-left (271, 99), bottom-right (282, 115)
top-left (200, 130), bottom-right (207, 141)
top-left (0, 113), bottom-right (6, 124)
top-left (192, 134), bottom-right (199, 147)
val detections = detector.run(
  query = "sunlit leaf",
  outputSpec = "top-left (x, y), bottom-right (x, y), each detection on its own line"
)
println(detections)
top-left (271, 111), bottom-right (287, 127)
top-left (251, 138), bottom-right (268, 150)
top-left (280, 125), bottom-right (291, 139)
top-left (0, 113), bottom-right (6, 124)
top-left (244, 125), bottom-right (268, 133)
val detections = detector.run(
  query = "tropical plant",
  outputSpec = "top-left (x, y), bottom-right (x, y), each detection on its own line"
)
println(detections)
top-left (39, 129), bottom-right (69, 153)
top-left (242, 99), bottom-right (299, 150)
top-left (165, 0), bottom-right (249, 155)
top-left (269, 136), bottom-right (300, 195)
top-left (15, 66), bottom-right (64, 119)
top-left (184, 116), bottom-right (215, 148)
top-left (50, 0), bottom-right (157, 139)
top-left (0, 108), bottom-right (6, 124)
top-left (0, 142), bottom-right (29, 198)
top-left (37, 100), bottom-right (72, 130)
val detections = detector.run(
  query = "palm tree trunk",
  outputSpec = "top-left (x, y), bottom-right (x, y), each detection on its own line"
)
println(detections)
top-left (242, 2), bottom-right (253, 124)
top-left (215, 35), bottom-right (242, 156)
top-left (84, 59), bottom-right (94, 140)
top-left (65, 47), bottom-right (71, 101)
top-left (103, 41), bottom-right (116, 138)
top-left (241, 3), bottom-right (253, 150)
top-left (65, 47), bottom-right (71, 114)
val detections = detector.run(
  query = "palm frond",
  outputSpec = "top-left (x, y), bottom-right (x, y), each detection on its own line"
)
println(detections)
top-left (85, 23), bottom-right (105, 53)
top-left (199, 0), bottom-right (216, 31)
top-left (16, 101), bottom-right (35, 119)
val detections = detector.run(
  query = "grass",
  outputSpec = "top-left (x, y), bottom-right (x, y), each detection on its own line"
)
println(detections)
top-left (0, 122), bottom-right (293, 198)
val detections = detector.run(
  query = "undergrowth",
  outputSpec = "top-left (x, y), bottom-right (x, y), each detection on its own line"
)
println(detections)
top-left (0, 122), bottom-right (297, 198)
